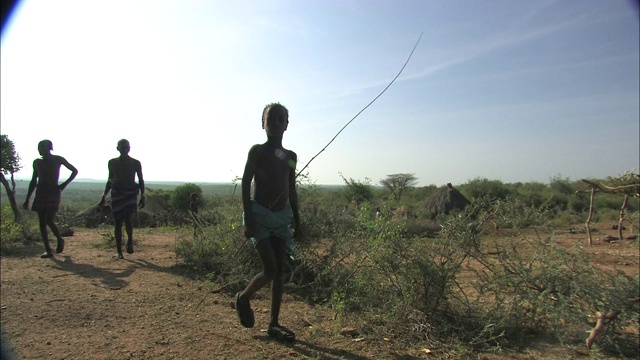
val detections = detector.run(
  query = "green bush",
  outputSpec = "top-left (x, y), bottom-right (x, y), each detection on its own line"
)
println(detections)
top-left (549, 175), bottom-right (575, 195)
top-left (459, 177), bottom-right (512, 201)
top-left (568, 193), bottom-right (591, 213)
top-left (175, 199), bottom-right (246, 267)
top-left (1, 206), bottom-right (24, 254)
top-left (171, 183), bottom-right (204, 213)
top-left (171, 181), bottom-right (639, 356)
top-left (593, 208), bottom-right (623, 222)
top-left (594, 195), bottom-right (627, 212)
top-left (0, 206), bottom-right (41, 254)
top-left (548, 211), bottom-right (583, 227)
top-left (330, 198), bottom-right (636, 355)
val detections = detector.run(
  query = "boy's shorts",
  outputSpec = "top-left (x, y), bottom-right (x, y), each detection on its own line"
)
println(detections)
top-left (243, 200), bottom-right (295, 259)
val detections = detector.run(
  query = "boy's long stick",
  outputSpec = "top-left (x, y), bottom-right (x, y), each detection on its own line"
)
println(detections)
top-left (296, 32), bottom-right (423, 178)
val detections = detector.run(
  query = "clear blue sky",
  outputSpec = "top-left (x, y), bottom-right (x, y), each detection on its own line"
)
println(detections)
top-left (2, 0), bottom-right (638, 186)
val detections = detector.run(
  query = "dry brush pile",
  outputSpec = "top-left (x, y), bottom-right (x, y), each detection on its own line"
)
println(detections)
top-left (172, 188), bottom-right (639, 357)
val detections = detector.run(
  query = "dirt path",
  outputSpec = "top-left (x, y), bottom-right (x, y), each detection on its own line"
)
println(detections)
top-left (1, 229), bottom-right (408, 360)
top-left (1, 227), bottom-right (638, 359)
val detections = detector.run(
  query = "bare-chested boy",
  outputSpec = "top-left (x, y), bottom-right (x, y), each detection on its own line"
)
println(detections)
top-left (234, 103), bottom-right (300, 342)
top-left (98, 139), bottom-right (145, 259)
top-left (23, 140), bottom-right (78, 258)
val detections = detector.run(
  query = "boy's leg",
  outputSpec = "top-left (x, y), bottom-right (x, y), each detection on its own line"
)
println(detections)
top-left (269, 237), bottom-right (287, 327)
top-left (234, 239), bottom-right (277, 328)
top-left (45, 211), bottom-right (64, 253)
top-left (241, 239), bottom-right (278, 299)
top-left (124, 215), bottom-right (134, 254)
top-left (114, 219), bottom-right (124, 258)
top-left (264, 237), bottom-right (295, 341)
top-left (37, 212), bottom-right (53, 257)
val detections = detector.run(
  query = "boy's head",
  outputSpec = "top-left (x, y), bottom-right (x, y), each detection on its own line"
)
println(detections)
top-left (262, 103), bottom-right (289, 129)
top-left (37, 139), bottom-right (53, 155)
top-left (117, 139), bottom-right (131, 154)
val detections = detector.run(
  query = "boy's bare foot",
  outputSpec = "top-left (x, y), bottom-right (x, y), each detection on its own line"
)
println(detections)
top-left (115, 252), bottom-right (124, 260)
top-left (40, 252), bottom-right (53, 259)
top-left (126, 241), bottom-right (134, 254)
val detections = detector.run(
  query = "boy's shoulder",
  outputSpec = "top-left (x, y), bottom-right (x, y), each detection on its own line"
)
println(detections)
top-left (249, 144), bottom-right (296, 156)
top-left (248, 143), bottom-right (270, 155)
top-left (250, 143), bottom-right (265, 150)
top-left (39, 154), bottom-right (64, 163)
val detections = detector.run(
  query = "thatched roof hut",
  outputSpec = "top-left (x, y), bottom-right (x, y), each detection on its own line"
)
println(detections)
top-left (423, 183), bottom-right (470, 217)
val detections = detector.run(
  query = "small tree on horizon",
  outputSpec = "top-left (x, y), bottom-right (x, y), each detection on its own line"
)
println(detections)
top-left (0, 135), bottom-right (23, 221)
top-left (379, 173), bottom-right (418, 201)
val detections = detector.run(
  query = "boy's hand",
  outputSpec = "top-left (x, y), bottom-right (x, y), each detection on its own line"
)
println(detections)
top-left (22, 200), bottom-right (29, 210)
top-left (243, 218), bottom-right (257, 239)
top-left (139, 196), bottom-right (145, 209)
top-left (97, 197), bottom-right (106, 212)
top-left (243, 220), bottom-right (257, 239)
top-left (243, 213), bottom-right (256, 239)
top-left (293, 222), bottom-right (301, 239)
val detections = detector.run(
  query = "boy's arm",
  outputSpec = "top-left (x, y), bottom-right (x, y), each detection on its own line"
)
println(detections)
top-left (137, 160), bottom-right (145, 208)
top-left (288, 151), bottom-right (301, 238)
top-left (290, 187), bottom-right (300, 238)
top-left (23, 160), bottom-right (38, 209)
top-left (99, 161), bottom-right (113, 206)
top-left (58, 157), bottom-right (78, 191)
top-left (241, 146), bottom-right (258, 239)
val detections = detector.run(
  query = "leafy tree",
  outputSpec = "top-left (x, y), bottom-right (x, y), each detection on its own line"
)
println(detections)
top-left (0, 135), bottom-right (22, 221)
top-left (515, 181), bottom-right (548, 208)
top-left (339, 173), bottom-right (373, 206)
top-left (459, 177), bottom-right (511, 201)
top-left (549, 175), bottom-right (574, 195)
top-left (379, 173), bottom-right (418, 201)
top-left (170, 183), bottom-right (204, 213)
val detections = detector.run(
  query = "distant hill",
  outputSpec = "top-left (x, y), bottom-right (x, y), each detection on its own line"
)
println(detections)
top-left (0, 180), bottom-right (238, 209)
top-left (1, 180), bottom-right (342, 211)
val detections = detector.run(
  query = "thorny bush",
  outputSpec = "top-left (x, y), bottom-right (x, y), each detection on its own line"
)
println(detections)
top-left (173, 193), bottom-right (639, 357)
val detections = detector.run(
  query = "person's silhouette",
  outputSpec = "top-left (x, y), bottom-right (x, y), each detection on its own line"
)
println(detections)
top-left (23, 140), bottom-right (78, 258)
top-left (98, 139), bottom-right (145, 259)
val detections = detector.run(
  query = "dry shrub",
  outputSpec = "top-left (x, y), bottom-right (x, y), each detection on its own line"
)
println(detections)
top-left (172, 193), bottom-right (639, 357)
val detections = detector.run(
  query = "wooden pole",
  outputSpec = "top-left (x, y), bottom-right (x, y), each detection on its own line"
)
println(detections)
top-left (618, 194), bottom-right (628, 240)
top-left (586, 187), bottom-right (595, 246)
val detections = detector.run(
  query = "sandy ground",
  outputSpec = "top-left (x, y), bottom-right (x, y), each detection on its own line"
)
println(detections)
top-left (1, 226), bottom-right (638, 360)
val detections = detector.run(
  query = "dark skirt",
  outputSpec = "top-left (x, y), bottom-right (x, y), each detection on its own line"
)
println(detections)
top-left (31, 184), bottom-right (61, 212)
top-left (110, 183), bottom-right (140, 221)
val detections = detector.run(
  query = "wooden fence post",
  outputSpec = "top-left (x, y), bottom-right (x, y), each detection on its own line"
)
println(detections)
top-left (586, 187), bottom-right (595, 246)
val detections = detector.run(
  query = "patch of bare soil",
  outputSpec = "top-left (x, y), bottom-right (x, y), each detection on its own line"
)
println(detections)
top-left (1, 225), bottom-right (638, 360)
